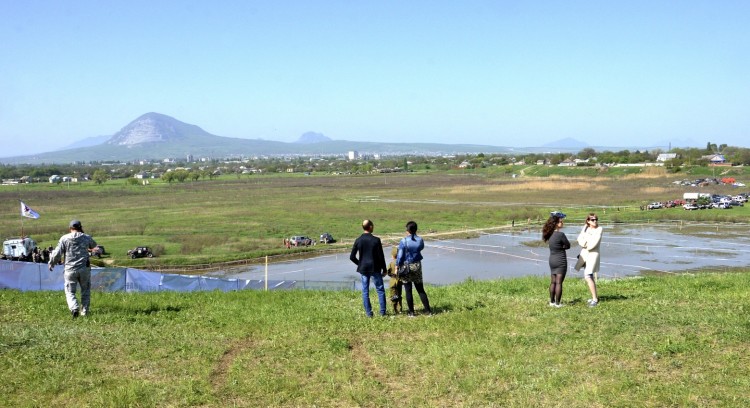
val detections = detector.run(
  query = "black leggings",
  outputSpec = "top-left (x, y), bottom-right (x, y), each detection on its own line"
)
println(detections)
top-left (549, 273), bottom-right (565, 304)
top-left (404, 281), bottom-right (431, 314)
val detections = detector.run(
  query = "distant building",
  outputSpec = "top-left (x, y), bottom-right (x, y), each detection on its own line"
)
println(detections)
top-left (702, 154), bottom-right (728, 165)
top-left (656, 153), bottom-right (678, 162)
top-left (348, 151), bottom-right (358, 161)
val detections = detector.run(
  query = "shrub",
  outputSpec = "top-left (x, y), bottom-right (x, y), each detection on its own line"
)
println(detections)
top-left (151, 243), bottom-right (166, 256)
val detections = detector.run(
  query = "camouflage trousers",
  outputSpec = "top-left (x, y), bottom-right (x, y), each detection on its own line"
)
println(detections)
top-left (64, 268), bottom-right (91, 313)
top-left (389, 277), bottom-right (403, 314)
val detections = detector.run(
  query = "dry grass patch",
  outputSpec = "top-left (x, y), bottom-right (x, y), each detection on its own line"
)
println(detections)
top-left (639, 186), bottom-right (671, 194)
top-left (447, 179), bottom-right (608, 194)
top-left (620, 171), bottom-right (667, 179)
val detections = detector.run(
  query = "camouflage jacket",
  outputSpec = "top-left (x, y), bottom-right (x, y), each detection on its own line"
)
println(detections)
top-left (49, 232), bottom-right (97, 272)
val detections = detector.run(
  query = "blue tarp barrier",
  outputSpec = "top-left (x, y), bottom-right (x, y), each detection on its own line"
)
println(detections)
top-left (0, 260), bottom-right (312, 292)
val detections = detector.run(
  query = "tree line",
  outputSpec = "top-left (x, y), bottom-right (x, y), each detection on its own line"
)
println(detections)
top-left (1, 142), bottom-right (748, 182)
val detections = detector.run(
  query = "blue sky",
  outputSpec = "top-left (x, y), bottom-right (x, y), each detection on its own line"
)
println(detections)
top-left (2, 1), bottom-right (748, 157)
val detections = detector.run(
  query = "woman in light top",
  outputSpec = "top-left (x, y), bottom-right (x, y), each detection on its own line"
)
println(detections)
top-left (577, 213), bottom-right (602, 307)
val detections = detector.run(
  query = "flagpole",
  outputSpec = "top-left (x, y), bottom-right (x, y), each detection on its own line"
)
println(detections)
top-left (18, 198), bottom-right (24, 237)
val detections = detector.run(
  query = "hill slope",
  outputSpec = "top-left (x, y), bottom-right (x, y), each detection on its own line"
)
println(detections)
top-left (1, 272), bottom-right (748, 406)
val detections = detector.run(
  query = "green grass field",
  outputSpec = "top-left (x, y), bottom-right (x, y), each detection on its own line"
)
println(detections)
top-left (2, 167), bottom-right (748, 270)
top-left (1, 272), bottom-right (749, 407)
top-left (2, 168), bottom-right (749, 406)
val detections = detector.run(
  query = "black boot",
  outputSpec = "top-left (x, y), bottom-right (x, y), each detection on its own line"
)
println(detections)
top-left (418, 292), bottom-right (432, 315)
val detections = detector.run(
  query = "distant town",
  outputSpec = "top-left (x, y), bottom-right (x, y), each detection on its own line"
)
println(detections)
top-left (1, 143), bottom-right (747, 186)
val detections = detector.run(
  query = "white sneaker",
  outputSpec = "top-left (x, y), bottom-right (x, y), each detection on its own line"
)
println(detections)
top-left (549, 302), bottom-right (556, 307)
top-left (554, 303), bottom-right (564, 308)
top-left (81, 308), bottom-right (88, 316)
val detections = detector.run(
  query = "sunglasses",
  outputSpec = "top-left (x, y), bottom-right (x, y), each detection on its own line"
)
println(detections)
top-left (588, 218), bottom-right (598, 221)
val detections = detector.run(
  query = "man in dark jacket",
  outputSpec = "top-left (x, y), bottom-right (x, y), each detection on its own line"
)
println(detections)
top-left (350, 219), bottom-right (387, 317)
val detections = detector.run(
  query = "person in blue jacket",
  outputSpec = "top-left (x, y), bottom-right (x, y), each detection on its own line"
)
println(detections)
top-left (396, 220), bottom-right (432, 317)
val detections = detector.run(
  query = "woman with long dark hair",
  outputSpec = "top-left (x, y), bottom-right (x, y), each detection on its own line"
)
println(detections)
top-left (542, 211), bottom-right (570, 307)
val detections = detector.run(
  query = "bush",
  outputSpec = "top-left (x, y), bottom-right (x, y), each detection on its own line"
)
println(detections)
top-left (151, 244), bottom-right (166, 256)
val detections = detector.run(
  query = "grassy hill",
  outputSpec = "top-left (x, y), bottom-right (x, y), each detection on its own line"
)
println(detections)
top-left (1, 272), bottom-right (749, 406)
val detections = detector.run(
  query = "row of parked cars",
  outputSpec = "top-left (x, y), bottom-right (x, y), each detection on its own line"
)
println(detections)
top-left (684, 194), bottom-right (747, 210)
top-left (647, 193), bottom-right (748, 211)
top-left (672, 178), bottom-right (746, 187)
top-left (286, 233), bottom-right (337, 247)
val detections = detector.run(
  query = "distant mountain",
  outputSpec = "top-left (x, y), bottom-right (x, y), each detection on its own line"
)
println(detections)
top-left (543, 137), bottom-right (588, 149)
top-left (0, 113), bottom-right (525, 164)
top-left (295, 131), bottom-right (331, 144)
top-left (107, 112), bottom-right (207, 146)
top-left (62, 135), bottom-right (110, 150)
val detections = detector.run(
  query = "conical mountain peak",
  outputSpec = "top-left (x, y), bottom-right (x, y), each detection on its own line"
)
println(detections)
top-left (107, 112), bottom-right (210, 146)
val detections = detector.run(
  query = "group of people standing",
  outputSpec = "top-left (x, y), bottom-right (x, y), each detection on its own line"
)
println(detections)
top-left (349, 219), bottom-right (432, 317)
top-left (46, 213), bottom-right (599, 320)
top-left (350, 212), bottom-right (603, 317)
top-left (542, 211), bottom-right (602, 308)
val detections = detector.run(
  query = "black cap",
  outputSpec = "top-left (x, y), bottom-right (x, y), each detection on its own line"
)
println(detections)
top-left (69, 219), bottom-right (82, 230)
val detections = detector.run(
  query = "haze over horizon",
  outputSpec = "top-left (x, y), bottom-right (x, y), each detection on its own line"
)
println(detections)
top-left (2, 1), bottom-right (748, 157)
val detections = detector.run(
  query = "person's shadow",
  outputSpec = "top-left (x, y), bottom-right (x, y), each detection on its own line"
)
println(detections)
top-left (567, 294), bottom-right (628, 305)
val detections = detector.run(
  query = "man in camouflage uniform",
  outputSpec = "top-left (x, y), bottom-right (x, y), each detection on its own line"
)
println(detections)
top-left (49, 220), bottom-right (97, 318)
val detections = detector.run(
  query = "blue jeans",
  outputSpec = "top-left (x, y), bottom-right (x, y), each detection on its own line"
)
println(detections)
top-left (360, 273), bottom-right (386, 317)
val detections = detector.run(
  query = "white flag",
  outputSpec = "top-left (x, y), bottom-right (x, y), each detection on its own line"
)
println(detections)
top-left (20, 201), bottom-right (40, 219)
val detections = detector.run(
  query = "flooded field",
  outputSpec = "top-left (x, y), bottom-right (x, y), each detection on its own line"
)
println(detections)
top-left (216, 223), bottom-right (750, 286)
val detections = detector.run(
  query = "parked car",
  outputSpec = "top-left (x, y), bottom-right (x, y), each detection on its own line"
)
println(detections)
top-left (647, 202), bottom-right (663, 210)
top-left (127, 246), bottom-right (153, 258)
top-left (710, 202), bottom-right (730, 209)
top-left (683, 203), bottom-right (699, 210)
top-left (289, 236), bottom-right (313, 246)
top-left (319, 233), bottom-right (336, 244)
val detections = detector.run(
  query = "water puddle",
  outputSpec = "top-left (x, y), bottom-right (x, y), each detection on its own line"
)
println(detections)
top-left (215, 223), bottom-right (750, 285)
